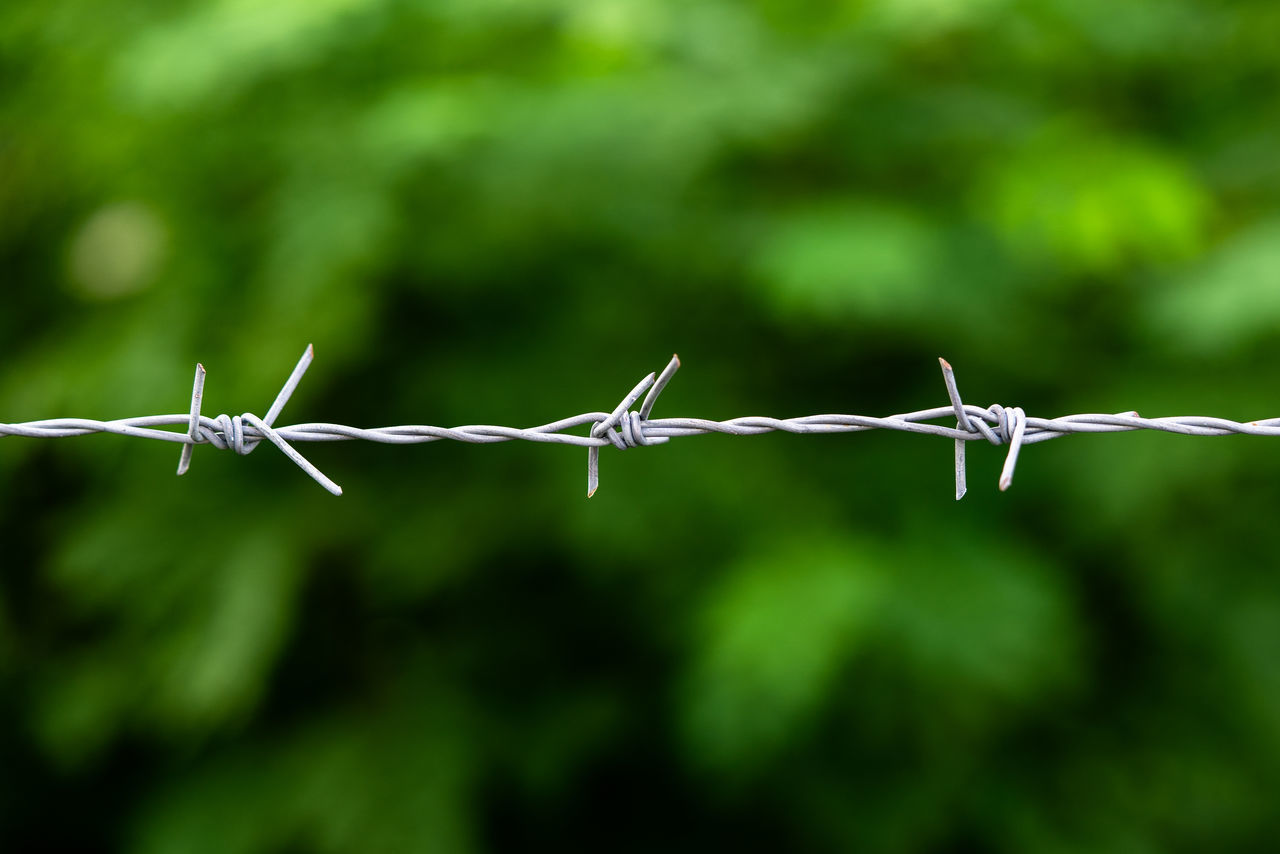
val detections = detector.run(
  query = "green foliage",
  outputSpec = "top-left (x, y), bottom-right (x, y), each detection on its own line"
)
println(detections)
top-left (978, 125), bottom-right (1210, 273)
top-left (754, 203), bottom-right (945, 320)
top-left (683, 536), bottom-right (884, 768)
top-left (1148, 218), bottom-right (1280, 354)
top-left (3, 0), bottom-right (1280, 851)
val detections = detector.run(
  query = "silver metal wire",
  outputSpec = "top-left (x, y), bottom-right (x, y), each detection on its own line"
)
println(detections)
top-left (3, 346), bottom-right (1278, 499)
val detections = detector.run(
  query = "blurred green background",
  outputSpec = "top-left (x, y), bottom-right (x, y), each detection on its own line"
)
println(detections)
top-left (4, 0), bottom-right (1280, 851)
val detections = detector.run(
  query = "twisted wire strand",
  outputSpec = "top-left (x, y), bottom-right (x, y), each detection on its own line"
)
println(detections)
top-left (3, 346), bottom-right (1278, 499)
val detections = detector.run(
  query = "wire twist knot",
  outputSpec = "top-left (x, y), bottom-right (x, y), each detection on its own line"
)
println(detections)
top-left (199, 413), bottom-right (254, 455)
top-left (586, 355), bottom-right (680, 496)
top-left (938, 359), bottom-right (1029, 500)
top-left (980, 404), bottom-right (1028, 447)
top-left (599, 411), bottom-right (656, 450)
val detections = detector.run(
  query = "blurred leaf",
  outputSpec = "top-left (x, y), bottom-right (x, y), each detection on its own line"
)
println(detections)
top-left (682, 535), bottom-right (885, 770)
top-left (1145, 217), bottom-right (1280, 356)
top-left (753, 202), bottom-right (946, 320)
top-left (976, 126), bottom-right (1210, 274)
top-left (131, 693), bottom-right (475, 854)
top-left (863, 0), bottom-right (1010, 39)
top-left (878, 531), bottom-right (1082, 720)
top-left (1037, 0), bottom-right (1218, 60)
top-left (34, 500), bottom-right (303, 763)
top-left (117, 0), bottom-right (380, 108)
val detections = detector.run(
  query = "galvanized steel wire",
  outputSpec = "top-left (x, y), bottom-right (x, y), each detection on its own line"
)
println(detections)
top-left (3, 346), bottom-right (1278, 499)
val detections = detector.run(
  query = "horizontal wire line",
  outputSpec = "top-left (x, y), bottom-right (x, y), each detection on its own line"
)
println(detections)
top-left (1, 347), bottom-right (1275, 498)
top-left (7, 411), bottom-right (1280, 444)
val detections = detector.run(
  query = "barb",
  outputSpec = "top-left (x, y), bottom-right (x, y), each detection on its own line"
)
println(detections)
top-left (3, 347), bottom-right (1279, 498)
top-left (587, 355), bottom-right (679, 497)
top-left (171, 345), bottom-right (341, 495)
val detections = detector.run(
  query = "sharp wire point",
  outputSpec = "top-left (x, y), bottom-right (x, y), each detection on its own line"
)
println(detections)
top-left (176, 363), bottom-right (206, 476)
top-left (587, 446), bottom-right (600, 497)
top-left (938, 357), bottom-right (974, 432)
top-left (262, 344), bottom-right (316, 430)
top-left (940, 357), bottom-right (974, 500)
top-left (640, 356), bottom-right (680, 420)
top-left (996, 406), bottom-right (1028, 493)
top-left (242, 413), bottom-right (342, 495)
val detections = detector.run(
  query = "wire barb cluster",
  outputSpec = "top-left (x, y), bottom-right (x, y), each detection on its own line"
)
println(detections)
top-left (4, 345), bottom-right (1280, 499)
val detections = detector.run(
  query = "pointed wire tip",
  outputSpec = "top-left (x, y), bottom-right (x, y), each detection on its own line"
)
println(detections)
top-left (587, 485), bottom-right (598, 498)
top-left (938, 357), bottom-right (952, 370)
top-left (177, 360), bottom-right (208, 476)
top-left (999, 476), bottom-right (1012, 492)
top-left (672, 354), bottom-right (681, 366)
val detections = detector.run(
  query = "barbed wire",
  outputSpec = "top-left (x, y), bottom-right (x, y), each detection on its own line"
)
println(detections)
top-left (3, 345), bottom-right (1278, 500)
